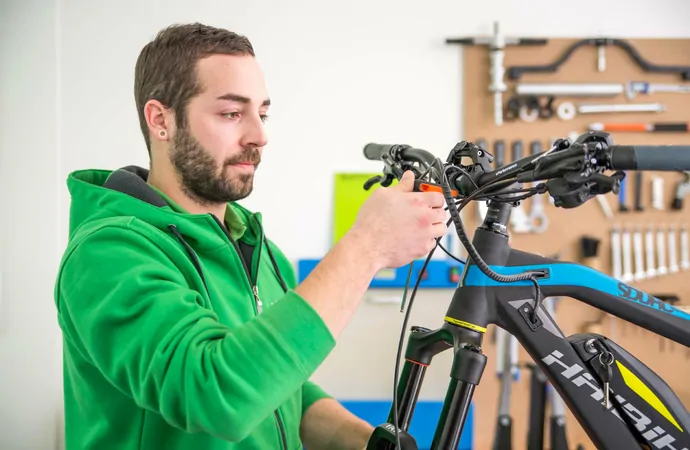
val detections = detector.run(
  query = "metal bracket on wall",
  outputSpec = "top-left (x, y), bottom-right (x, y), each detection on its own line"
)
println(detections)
top-left (506, 38), bottom-right (690, 81)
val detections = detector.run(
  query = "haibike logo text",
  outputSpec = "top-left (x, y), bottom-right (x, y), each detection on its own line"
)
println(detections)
top-left (542, 350), bottom-right (687, 450)
top-left (495, 163), bottom-right (517, 176)
top-left (618, 283), bottom-right (676, 314)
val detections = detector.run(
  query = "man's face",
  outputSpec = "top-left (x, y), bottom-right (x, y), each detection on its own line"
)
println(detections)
top-left (169, 54), bottom-right (270, 206)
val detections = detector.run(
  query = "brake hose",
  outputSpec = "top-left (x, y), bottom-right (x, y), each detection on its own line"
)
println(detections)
top-left (438, 163), bottom-right (546, 321)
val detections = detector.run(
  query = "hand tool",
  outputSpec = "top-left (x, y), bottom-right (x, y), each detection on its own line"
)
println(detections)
top-left (611, 227), bottom-right (622, 280)
top-left (645, 225), bottom-right (657, 278)
top-left (596, 196), bottom-right (614, 219)
top-left (657, 227), bottom-right (668, 276)
top-left (506, 37), bottom-right (690, 81)
top-left (556, 102), bottom-right (576, 121)
top-left (578, 102), bottom-right (665, 114)
top-left (633, 227), bottom-right (646, 281)
top-left (514, 82), bottom-right (624, 97)
top-left (621, 227), bottom-right (634, 283)
top-left (580, 236), bottom-right (601, 271)
top-left (618, 175), bottom-right (629, 212)
top-left (445, 22), bottom-right (547, 127)
top-left (492, 139), bottom-right (505, 169)
top-left (509, 141), bottom-right (532, 233)
top-left (671, 172), bottom-right (690, 210)
top-left (668, 226), bottom-right (679, 274)
top-left (634, 172), bottom-right (643, 212)
top-left (652, 176), bottom-right (664, 210)
top-left (681, 226), bottom-right (689, 271)
top-left (625, 81), bottom-right (690, 99)
top-left (589, 121), bottom-right (690, 133)
top-left (527, 141), bottom-right (548, 233)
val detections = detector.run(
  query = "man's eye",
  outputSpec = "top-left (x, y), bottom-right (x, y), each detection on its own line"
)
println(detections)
top-left (223, 112), bottom-right (240, 119)
top-left (260, 114), bottom-right (269, 123)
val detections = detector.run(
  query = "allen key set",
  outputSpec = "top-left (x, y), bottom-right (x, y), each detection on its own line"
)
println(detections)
top-left (611, 224), bottom-right (689, 283)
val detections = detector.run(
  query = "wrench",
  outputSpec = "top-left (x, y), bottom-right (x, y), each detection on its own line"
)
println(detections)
top-left (611, 227), bottom-right (622, 280)
top-left (527, 141), bottom-right (548, 233)
top-left (510, 141), bottom-right (532, 233)
top-left (669, 226), bottom-right (679, 273)
top-left (626, 81), bottom-right (690, 100)
top-left (657, 227), bottom-right (668, 276)
top-left (621, 227), bottom-right (634, 283)
top-left (681, 226), bottom-right (689, 270)
top-left (652, 177), bottom-right (664, 210)
top-left (645, 226), bottom-right (657, 278)
top-left (633, 227), bottom-right (646, 281)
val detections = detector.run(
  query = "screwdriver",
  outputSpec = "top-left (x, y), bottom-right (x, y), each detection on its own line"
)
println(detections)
top-left (589, 122), bottom-right (690, 133)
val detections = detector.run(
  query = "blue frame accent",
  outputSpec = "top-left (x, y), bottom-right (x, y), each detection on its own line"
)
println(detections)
top-left (463, 263), bottom-right (690, 322)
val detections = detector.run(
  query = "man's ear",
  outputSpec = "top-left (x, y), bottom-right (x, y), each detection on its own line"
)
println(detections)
top-left (144, 99), bottom-right (175, 142)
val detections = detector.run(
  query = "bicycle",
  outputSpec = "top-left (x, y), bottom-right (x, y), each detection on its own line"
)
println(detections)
top-left (360, 131), bottom-right (690, 450)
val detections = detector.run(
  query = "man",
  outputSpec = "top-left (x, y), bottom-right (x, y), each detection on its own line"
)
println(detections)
top-left (54, 22), bottom-right (447, 450)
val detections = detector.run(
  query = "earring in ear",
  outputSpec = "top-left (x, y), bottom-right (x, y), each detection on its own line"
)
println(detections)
top-left (159, 130), bottom-right (167, 138)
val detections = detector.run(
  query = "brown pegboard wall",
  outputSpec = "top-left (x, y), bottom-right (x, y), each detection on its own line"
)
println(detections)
top-left (459, 38), bottom-right (690, 450)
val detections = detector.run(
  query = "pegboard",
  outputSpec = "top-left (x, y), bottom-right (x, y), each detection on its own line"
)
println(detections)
top-left (456, 38), bottom-right (690, 450)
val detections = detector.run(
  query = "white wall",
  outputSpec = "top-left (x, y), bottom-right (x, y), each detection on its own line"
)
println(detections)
top-left (2, 0), bottom-right (690, 448)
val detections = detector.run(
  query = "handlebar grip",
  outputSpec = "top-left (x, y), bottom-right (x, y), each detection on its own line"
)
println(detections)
top-left (363, 143), bottom-right (394, 161)
top-left (610, 145), bottom-right (690, 171)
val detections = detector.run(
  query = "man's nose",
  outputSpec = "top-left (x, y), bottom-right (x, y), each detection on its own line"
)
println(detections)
top-left (241, 114), bottom-right (268, 149)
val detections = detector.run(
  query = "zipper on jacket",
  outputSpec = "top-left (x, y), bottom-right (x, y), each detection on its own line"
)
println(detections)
top-left (210, 214), bottom-right (287, 450)
top-left (274, 410), bottom-right (288, 450)
top-left (210, 215), bottom-right (262, 314)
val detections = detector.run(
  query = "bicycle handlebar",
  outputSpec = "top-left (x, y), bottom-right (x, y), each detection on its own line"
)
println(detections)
top-left (609, 145), bottom-right (690, 171)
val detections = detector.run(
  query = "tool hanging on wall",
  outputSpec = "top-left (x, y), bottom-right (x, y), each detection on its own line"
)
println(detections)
top-left (646, 225), bottom-right (657, 278)
top-left (681, 226), bottom-right (689, 270)
top-left (446, 21), bottom-right (548, 127)
top-left (633, 226), bottom-right (646, 281)
top-left (611, 227), bottom-right (622, 280)
top-left (515, 82), bottom-right (624, 97)
top-left (657, 227), bottom-right (668, 276)
top-left (621, 226), bottom-right (634, 283)
top-left (626, 81), bottom-right (690, 99)
top-left (527, 140), bottom-right (548, 233)
top-left (505, 38), bottom-right (690, 81)
top-left (576, 102), bottom-right (665, 115)
top-left (669, 226), bottom-right (680, 274)
top-left (634, 172), bottom-right (644, 212)
top-left (589, 122), bottom-right (690, 133)
top-left (652, 176), bottom-right (665, 210)
top-left (672, 172), bottom-right (690, 210)
top-left (510, 141), bottom-right (532, 233)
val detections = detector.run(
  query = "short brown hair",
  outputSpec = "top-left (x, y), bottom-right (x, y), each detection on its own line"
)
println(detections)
top-left (133, 23), bottom-right (255, 154)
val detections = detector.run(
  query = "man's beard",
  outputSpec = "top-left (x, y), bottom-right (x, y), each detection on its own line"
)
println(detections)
top-left (168, 125), bottom-right (261, 207)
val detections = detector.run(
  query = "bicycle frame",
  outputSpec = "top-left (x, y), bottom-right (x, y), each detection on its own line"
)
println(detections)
top-left (383, 201), bottom-right (690, 450)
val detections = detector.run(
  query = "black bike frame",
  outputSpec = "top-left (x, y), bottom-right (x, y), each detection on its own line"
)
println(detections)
top-left (388, 201), bottom-right (690, 450)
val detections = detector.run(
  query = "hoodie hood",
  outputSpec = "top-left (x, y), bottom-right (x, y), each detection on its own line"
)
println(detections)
top-left (66, 166), bottom-right (264, 251)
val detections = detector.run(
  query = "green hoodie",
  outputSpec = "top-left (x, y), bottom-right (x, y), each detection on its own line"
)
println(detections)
top-left (54, 166), bottom-right (337, 450)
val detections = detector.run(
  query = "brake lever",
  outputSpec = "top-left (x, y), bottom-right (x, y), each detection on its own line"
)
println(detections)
top-left (363, 175), bottom-right (383, 191)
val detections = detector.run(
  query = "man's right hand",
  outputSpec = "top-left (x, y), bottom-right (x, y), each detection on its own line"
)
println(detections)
top-left (349, 170), bottom-right (448, 271)
top-left (294, 170), bottom-right (449, 340)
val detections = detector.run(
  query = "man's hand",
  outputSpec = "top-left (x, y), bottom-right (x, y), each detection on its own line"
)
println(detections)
top-left (349, 170), bottom-right (447, 270)
top-left (299, 398), bottom-right (373, 450)
top-left (294, 169), bottom-right (448, 340)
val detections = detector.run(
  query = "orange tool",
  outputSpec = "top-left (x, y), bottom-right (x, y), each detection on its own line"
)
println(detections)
top-left (589, 122), bottom-right (690, 132)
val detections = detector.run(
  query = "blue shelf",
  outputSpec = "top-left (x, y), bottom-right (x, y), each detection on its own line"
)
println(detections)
top-left (297, 258), bottom-right (466, 289)
top-left (338, 400), bottom-right (474, 450)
